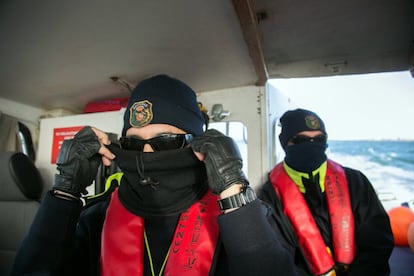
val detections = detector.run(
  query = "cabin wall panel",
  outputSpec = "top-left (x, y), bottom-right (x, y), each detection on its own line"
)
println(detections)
top-left (36, 110), bottom-right (124, 191)
top-left (198, 86), bottom-right (264, 188)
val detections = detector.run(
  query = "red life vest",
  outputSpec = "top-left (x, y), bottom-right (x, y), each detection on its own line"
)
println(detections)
top-left (100, 188), bottom-right (221, 276)
top-left (269, 160), bottom-right (355, 275)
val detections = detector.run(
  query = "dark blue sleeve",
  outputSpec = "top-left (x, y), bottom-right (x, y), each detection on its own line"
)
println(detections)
top-left (218, 199), bottom-right (298, 276)
top-left (11, 191), bottom-right (82, 276)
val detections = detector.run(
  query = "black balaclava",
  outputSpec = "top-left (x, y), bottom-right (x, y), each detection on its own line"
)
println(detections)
top-left (279, 108), bottom-right (328, 173)
top-left (108, 144), bottom-right (208, 218)
top-left (284, 142), bottom-right (327, 173)
top-left (112, 74), bottom-right (208, 217)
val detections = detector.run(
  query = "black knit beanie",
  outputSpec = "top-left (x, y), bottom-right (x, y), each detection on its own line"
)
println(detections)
top-left (122, 74), bottom-right (205, 136)
top-left (279, 108), bottom-right (327, 149)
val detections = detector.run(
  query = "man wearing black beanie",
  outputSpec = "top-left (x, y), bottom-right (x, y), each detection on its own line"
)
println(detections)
top-left (12, 75), bottom-right (297, 276)
top-left (259, 108), bottom-right (394, 275)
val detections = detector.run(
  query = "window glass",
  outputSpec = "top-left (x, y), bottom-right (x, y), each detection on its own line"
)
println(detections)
top-left (209, 121), bottom-right (248, 177)
top-left (272, 117), bottom-right (285, 167)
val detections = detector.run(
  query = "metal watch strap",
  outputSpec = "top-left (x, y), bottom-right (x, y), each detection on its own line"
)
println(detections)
top-left (217, 186), bottom-right (257, 211)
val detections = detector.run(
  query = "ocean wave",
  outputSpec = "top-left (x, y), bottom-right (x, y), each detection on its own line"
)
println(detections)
top-left (327, 141), bottom-right (414, 210)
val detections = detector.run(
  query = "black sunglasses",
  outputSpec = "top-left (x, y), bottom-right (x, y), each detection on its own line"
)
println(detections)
top-left (119, 134), bottom-right (194, 151)
top-left (290, 134), bottom-right (327, 145)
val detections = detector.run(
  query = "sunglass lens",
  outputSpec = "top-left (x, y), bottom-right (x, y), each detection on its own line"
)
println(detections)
top-left (314, 135), bottom-right (327, 143)
top-left (149, 135), bottom-right (179, 151)
top-left (119, 134), bottom-right (193, 151)
top-left (119, 137), bottom-right (145, 151)
top-left (150, 134), bottom-right (192, 151)
top-left (291, 135), bottom-right (326, 144)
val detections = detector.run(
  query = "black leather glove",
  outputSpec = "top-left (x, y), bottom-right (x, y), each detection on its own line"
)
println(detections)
top-left (191, 129), bottom-right (248, 194)
top-left (53, 126), bottom-right (102, 197)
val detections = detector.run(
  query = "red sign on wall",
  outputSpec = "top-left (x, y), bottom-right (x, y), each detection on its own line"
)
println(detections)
top-left (51, 126), bottom-right (84, 164)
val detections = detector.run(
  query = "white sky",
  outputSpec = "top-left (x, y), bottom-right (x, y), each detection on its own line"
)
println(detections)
top-left (269, 71), bottom-right (414, 140)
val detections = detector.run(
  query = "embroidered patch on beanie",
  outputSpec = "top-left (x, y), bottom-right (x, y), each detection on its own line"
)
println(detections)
top-left (304, 115), bottom-right (321, 130)
top-left (129, 100), bottom-right (153, 128)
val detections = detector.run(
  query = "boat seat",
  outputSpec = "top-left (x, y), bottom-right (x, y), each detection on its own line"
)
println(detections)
top-left (0, 151), bottom-right (43, 276)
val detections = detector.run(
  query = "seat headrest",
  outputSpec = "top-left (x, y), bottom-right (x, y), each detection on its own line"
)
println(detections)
top-left (0, 151), bottom-right (43, 201)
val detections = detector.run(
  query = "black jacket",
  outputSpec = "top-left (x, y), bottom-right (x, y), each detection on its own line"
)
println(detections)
top-left (259, 165), bottom-right (394, 276)
top-left (12, 190), bottom-right (297, 276)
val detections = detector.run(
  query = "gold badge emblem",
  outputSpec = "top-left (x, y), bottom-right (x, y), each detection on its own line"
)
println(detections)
top-left (305, 115), bottom-right (321, 130)
top-left (129, 100), bottom-right (153, 128)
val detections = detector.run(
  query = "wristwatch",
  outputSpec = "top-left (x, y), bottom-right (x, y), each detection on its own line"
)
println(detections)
top-left (217, 185), bottom-right (257, 211)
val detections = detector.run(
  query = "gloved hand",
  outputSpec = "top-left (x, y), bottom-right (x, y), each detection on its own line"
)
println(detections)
top-left (191, 129), bottom-right (248, 194)
top-left (53, 126), bottom-right (102, 197)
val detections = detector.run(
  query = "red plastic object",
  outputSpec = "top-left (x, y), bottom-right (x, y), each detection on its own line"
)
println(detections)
top-left (84, 98), bottom-right (129, 113)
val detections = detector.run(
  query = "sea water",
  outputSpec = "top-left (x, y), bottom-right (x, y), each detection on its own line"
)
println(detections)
top-left (327, 140), bottom-right (414, 211)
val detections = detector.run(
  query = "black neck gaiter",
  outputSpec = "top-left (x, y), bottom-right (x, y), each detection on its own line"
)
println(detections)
top-left (284, 142), bottom-right (327, 173)
top-left (107, 144), bottom-right (208, 218)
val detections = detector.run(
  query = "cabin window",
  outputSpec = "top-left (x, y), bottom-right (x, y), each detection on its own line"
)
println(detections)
top-left (270, 71), bottom-right (414, 211)
top-left (272, 117), bottom-right (285, 168)
top-left (209, 121), bottom-right (248, 177)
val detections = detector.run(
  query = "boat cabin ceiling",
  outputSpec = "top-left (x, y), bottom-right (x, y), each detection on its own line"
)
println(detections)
top-left (0, 0), bottom-right (413, 113)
